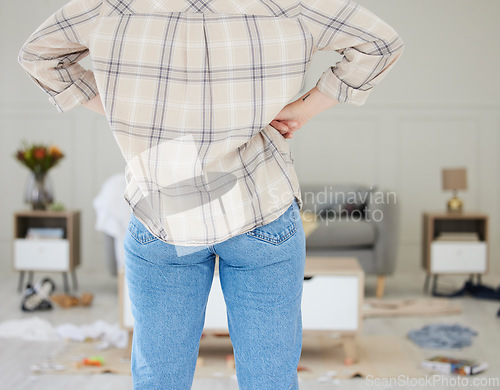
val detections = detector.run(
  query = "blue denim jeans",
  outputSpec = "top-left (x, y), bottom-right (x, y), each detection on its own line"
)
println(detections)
top-left (123, 199), bottom-right (306, 389)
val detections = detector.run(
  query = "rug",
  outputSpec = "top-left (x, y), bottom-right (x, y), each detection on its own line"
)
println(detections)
top-left (195, 332), bottom-right (426, 380)
top-left (363, 297), bottom-right (462, 318)
top-left (33, 332), bottom-right (426, 381)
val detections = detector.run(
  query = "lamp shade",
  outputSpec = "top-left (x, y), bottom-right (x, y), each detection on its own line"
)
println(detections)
top-left (442, 168), bottom-right (467, 191)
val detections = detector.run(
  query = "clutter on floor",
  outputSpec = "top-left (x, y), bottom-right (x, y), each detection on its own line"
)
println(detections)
top-left (194, 332), bottom-right (425, 382)
top-left (56, 319), bottom-right (128, 349)
top-left (79, 356), bottom-right (106, 367)
top-left (433, 279), bottom-right (500, 301)
top-left (0, 317), bottom-right (60, 341)
top-left (421, 355), bottom-right (488, 376)
top-left (19, 276), bottom-right (93, 312)
top-left (51, 292), bottom-right (94, 308)
top-left (20, 277), bottom-right (56, 312)
top-left (363, 297), bottom-right (461, 318)
top-left (407, 323), bottom-right (478, 349)
top-left (0, 317), bottom-right (127, 349)
top-left (29, 339), bottom-right (131, 375)
top-left (24, 331), bottom-right (426, 381)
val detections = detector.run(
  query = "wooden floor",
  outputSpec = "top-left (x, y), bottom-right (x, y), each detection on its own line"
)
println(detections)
top-left (1, 266), bottom-right (500, 390)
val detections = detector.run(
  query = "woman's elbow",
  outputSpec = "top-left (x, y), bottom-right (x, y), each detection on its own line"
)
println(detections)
top-left (18, 44), bottom-right (36, 74)
top-left (380, 30), bottom-right (405, 58)
top-left (391, 35), bottom-right (405, 57)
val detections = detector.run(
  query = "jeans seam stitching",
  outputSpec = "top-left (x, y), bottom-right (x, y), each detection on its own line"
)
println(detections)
top-left (246, 222), bottom-right (297, 245)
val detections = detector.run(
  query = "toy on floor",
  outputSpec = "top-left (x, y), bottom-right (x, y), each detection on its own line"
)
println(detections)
top-left (82, 356), bottom-right (105, 366)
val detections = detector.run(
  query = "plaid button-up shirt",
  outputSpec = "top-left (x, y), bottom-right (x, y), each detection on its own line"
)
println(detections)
top-left (19, 0), bottom-right (404, 246)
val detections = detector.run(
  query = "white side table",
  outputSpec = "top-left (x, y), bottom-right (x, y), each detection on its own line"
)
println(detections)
top-left (13, 210), bottom-right (81, 293)
top-left (422, 212), bottom-right (489, 293)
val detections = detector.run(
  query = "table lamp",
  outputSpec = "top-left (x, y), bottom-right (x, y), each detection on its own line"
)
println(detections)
top-left (442, 168), bottom-right (467, 213)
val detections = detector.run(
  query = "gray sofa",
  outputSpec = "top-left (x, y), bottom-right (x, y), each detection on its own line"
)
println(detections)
top-left (300, 184), bottom-right (400, 298)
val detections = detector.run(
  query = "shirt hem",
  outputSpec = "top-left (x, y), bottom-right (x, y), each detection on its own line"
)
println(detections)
top-left (131, 195), bottom-right (299, 247)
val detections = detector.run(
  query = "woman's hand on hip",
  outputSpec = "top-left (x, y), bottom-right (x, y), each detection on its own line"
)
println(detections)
top-left (270, 86), bottom-right (339, 139)
top-left (270, 101), bottom-right (311, 139)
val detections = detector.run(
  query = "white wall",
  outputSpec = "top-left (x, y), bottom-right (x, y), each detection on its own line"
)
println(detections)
top-left (293, 0), bottom-right (500, 275)
top-left (1, 1), bottom-right (499, 276)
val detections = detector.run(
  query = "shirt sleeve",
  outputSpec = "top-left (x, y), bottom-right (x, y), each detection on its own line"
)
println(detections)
top-left (18, 0), bottom-right (103, 112)
top-left (300, 0), bottom-right (404, 106)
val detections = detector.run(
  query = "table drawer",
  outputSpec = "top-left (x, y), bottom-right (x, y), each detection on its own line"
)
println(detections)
top-left (121, 270), bottom-right (362, 332)
top-left (203, 275), bottom-right (361, 331)
top-left (301, 275), bottom-right (360, 331)
top-left (14, 239), bottom-right (70, 271)
top-left (431, 241), bottom-right (487, 273)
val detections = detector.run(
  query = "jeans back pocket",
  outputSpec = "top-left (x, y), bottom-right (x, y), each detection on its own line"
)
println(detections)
top-left (128, 214), bottom-right (160, 245)
top-left (246, 200), bottom-right (298, 245)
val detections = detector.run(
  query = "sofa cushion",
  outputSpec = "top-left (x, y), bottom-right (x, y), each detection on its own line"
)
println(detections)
top-left (300, 184), bottom-right (376, 219)
top-left (305, 220), bottom-right (375, 249)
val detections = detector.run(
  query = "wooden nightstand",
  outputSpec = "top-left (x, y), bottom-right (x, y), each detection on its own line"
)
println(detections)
top-left (422, 212), bottom-right (488, 294)
top-left (13, 210), bottom-right (81, 293)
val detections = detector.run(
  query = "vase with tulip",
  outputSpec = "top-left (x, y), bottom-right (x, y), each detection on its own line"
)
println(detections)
top-left (15, 143), bottom-right (64, 210)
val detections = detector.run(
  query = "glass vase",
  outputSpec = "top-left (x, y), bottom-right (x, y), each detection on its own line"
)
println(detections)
top-left (24, 172), bottom-right (54, 210)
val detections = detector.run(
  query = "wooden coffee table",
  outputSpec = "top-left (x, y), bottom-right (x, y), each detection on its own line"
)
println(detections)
top-left (120, 256), bottom-right (364, 364)
top-left (302, 256), bottom-right (364, 364)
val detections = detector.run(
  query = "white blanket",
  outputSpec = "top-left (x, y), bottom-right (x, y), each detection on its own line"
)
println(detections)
top-left (93, 173), bottom-right (131, 269)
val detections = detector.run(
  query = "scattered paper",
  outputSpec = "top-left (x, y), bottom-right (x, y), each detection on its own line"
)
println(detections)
top-left (0, 317), bottom-right (128, 349)
top-left (0, 317), bottom-right (59, 341)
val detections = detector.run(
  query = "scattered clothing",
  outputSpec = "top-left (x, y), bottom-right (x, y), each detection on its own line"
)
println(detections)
top-left (20, 277), bottom-right (56, 312)
top-left (433, 280), bottom-right (500, 301)
top-left (56, 320), bottom-right (128, 349)
top-left (0, 317), bottom-right (128, 349)
top-left (408, 323), bottom-right (478, 349)
top-left (93, 173), bottom-right (131, 271)
top-left (0, 317), bottom-right (60, 341)
top-left (21, 284), bottom-right (52, 312)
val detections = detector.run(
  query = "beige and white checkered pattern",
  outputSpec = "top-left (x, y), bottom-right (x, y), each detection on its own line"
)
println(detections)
top-left (19, 0), bottom-right (404, 245)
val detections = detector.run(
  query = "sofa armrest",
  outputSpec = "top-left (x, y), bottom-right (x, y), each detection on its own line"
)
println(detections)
top-left (366, 190), bottom-right (400, 275)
